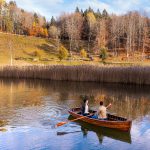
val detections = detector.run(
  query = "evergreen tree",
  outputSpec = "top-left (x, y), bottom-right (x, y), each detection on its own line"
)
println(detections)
top-left (42, 17), bottom-right (47, 27)
top-left (102, 9), bottom-right (108, 19)
top-left (83, 9), bottom-right (88, 17)
top-left (96, 9), bottom-right (101, 18)
top-left (88, 6), bottom-right (93, 13)
top-left (81, 9), bottom-right (84, 15)
top-left (75, 6), bottom-right (80, 13)
top-left (50, 16), bottom-right (56, 26)
top-left (9, 1), bottom-right (16, 6)
top-left (34, 13), bottom-right (39, 24)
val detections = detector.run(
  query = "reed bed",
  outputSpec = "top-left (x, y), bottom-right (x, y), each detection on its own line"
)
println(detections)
top-left (0, 65), bottom-right (150, 85)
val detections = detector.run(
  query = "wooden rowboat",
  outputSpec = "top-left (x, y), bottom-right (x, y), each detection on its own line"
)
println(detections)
top-left (68, 108), bottom-right (132, 132)
top-left (67, 115), bottom-right (132, 143)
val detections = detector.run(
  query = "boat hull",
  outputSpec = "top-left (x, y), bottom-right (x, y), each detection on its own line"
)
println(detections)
top-left (68, 108), bottom-right (132, 132)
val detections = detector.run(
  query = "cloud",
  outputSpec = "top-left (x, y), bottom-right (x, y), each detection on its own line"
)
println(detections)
top-left (108, 0), bottom-right (150, 15)
top-left (6, 0), bottom-right (150, 20)
top-left (74, 0), bottom-right (110, 11)
top-left (6, 0), bottom-right (64, 19)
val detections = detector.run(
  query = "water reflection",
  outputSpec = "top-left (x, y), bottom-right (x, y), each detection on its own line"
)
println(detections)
top-left (59, 116), bottom-right (132, 144)
top-left (0, 79), bottom-right (150, 150)
top-left (80, 123), bottom-right (131, 144)
top-left (0, 79), bottom-right (150, 120)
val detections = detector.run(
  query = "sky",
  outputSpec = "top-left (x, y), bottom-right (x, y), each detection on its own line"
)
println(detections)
top-left (6, 0), bottom-right (150, 20)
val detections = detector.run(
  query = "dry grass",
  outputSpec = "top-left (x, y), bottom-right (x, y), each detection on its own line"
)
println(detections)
top-left (0, 33), bottom-right (59, 64)
top-left (0, 65), bottom-right (150, 85)
top-left (1, 33), bottom-right (150, 66)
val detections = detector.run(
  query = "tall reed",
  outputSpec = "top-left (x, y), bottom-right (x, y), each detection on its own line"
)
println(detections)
top-left (0, 65), bottom-right (150, 85)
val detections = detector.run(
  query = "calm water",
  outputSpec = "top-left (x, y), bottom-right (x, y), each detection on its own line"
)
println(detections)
top-left (0, 79), bottom-right (150, 150)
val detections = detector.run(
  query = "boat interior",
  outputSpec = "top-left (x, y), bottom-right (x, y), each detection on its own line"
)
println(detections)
top-left (71, 108), bottom-right (128, 121)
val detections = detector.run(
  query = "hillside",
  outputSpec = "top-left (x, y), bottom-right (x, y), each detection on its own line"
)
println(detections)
top-left (1, 33), bottom-right (150, 66)
top-left (0, 33), bottom-right (88, 65)
top-left (0, 32), bottom-right (102, 66)
top-left (0, 33), bottom-right (59, 65)
top-left (0, 1), bottom-right (150, 66)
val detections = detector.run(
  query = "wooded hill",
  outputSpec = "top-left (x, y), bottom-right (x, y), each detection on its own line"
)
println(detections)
top-left (0, 0), bottom-right (150, 59)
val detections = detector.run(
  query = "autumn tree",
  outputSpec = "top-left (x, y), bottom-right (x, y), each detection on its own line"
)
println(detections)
top-left (49, 25), bottom-right (59, 38)
top-left (99, 47), bottom-right (108, 63)
top-left (0, 0), bottom-right (149, 59)
top-left (72, 12), bottom-right (83, 50)
top-left (80, 49), bottom-right (87, 58)
top-left (60, 12), bottom-right (83, 52)
top-left (110, 15), bottom-right (123, 56)
top-left (94, 18), bottom-right (107, 53)
top-left (86, 12), bottom-right (96, 52)
top-left (0, 0), bottom-right (5, 31)
top-left (58, 45), bottom-right (69, 61)
top-left (49, 25), bottom-right (60, 50)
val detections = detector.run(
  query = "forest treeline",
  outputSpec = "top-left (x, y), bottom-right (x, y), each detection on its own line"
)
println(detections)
top-left (0, 0), bottom-right (150, 57)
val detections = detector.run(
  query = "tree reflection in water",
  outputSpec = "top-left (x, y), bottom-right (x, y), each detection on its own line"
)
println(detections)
top-left (0, 79), bottom-right (150, 119)
top-left (0, 79), bottom-right (150, 150)
top-left (0, 79), bottom-right (150, 129)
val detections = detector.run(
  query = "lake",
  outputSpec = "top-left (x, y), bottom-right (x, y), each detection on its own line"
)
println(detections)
top-left (0, 79), bottom-right (150, 150)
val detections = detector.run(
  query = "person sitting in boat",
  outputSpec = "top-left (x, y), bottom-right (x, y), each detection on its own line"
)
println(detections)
top-left (92, 101), bottom-right (112, 120)
top-left (81, 98), bottom-right (90, 116)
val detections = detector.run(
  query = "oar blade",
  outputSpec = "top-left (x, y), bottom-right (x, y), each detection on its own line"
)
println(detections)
top-left (56, 122), bottom-right (67, 127)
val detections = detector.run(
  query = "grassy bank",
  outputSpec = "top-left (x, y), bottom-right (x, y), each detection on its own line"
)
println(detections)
top-left (0, 33), bottom-right (97, 66)
top-left (0, 32), bottom-right (59, 64)
top-left (0, 65), bottom-right (150, 85)
top-left (1, 33), bottom-right (150, 66)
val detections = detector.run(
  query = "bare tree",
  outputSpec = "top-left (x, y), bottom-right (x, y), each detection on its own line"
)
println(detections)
top-left (86, 12), bottom-right (96, 52)
top-left (59, 13), bottom-right (83, 52)
top-left (49, 25), bottom-right (60, 51)
top-left (95, 18), bottom-right (107, 53)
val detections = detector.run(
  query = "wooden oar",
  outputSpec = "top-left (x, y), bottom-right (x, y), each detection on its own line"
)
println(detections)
top-left (56, 114), bottom-right (93, 127)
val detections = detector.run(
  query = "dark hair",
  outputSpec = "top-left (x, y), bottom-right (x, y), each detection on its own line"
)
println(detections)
top-left (83, 98), bottom-right (88, 104)
top-left (82, 95), bottom-right (89, 103)
top-left (100, 101), bottom-right (103, 105)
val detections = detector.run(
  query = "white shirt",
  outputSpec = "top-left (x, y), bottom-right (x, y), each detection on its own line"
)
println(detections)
top-left (97, 106), bottom-right (107, 118)
top-left (84, 104), bottom-right (89, 114)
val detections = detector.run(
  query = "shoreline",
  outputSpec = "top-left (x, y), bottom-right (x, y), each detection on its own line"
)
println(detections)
top-left (0, 65), bottom-right (149, 85)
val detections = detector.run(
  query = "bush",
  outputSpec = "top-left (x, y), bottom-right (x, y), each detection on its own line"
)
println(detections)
top-left (80, 49), bottom-right (87, 58)
top-left (58, 46), bottom-right (69, 61)
top-left (99, 47), bottom-right (108, 63)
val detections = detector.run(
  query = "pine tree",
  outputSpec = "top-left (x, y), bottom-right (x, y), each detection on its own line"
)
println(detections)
top-left (50, 16), bottom-right (56, 26)
top-left (9, 1), bottom-right (16, 6)
top-left (102, 9), bottom-right (108, 19)
top-left (88, 7), bottom-right (93, 13)
top-left (80, 9), bottom-right (84, 15)
top-left (75, 6), bottom-right (80, 13)
top-left (34, 13), bottom-right (39, 24)
top-left (96, 9), bottom-right (101, 19)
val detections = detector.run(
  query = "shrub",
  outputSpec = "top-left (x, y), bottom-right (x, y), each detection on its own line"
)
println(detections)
top-left (58, 46), bottom-right (69, 61)
top-left (80, 49), bottom-right (87, 58)
top-left (99, 47), bottom-right (108, 63)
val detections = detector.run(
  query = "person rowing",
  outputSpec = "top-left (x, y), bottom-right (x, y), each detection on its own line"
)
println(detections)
top-left (81, 97), bottom-right (90, 116)
top-left (91, 101), bottom-right (112, 120)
